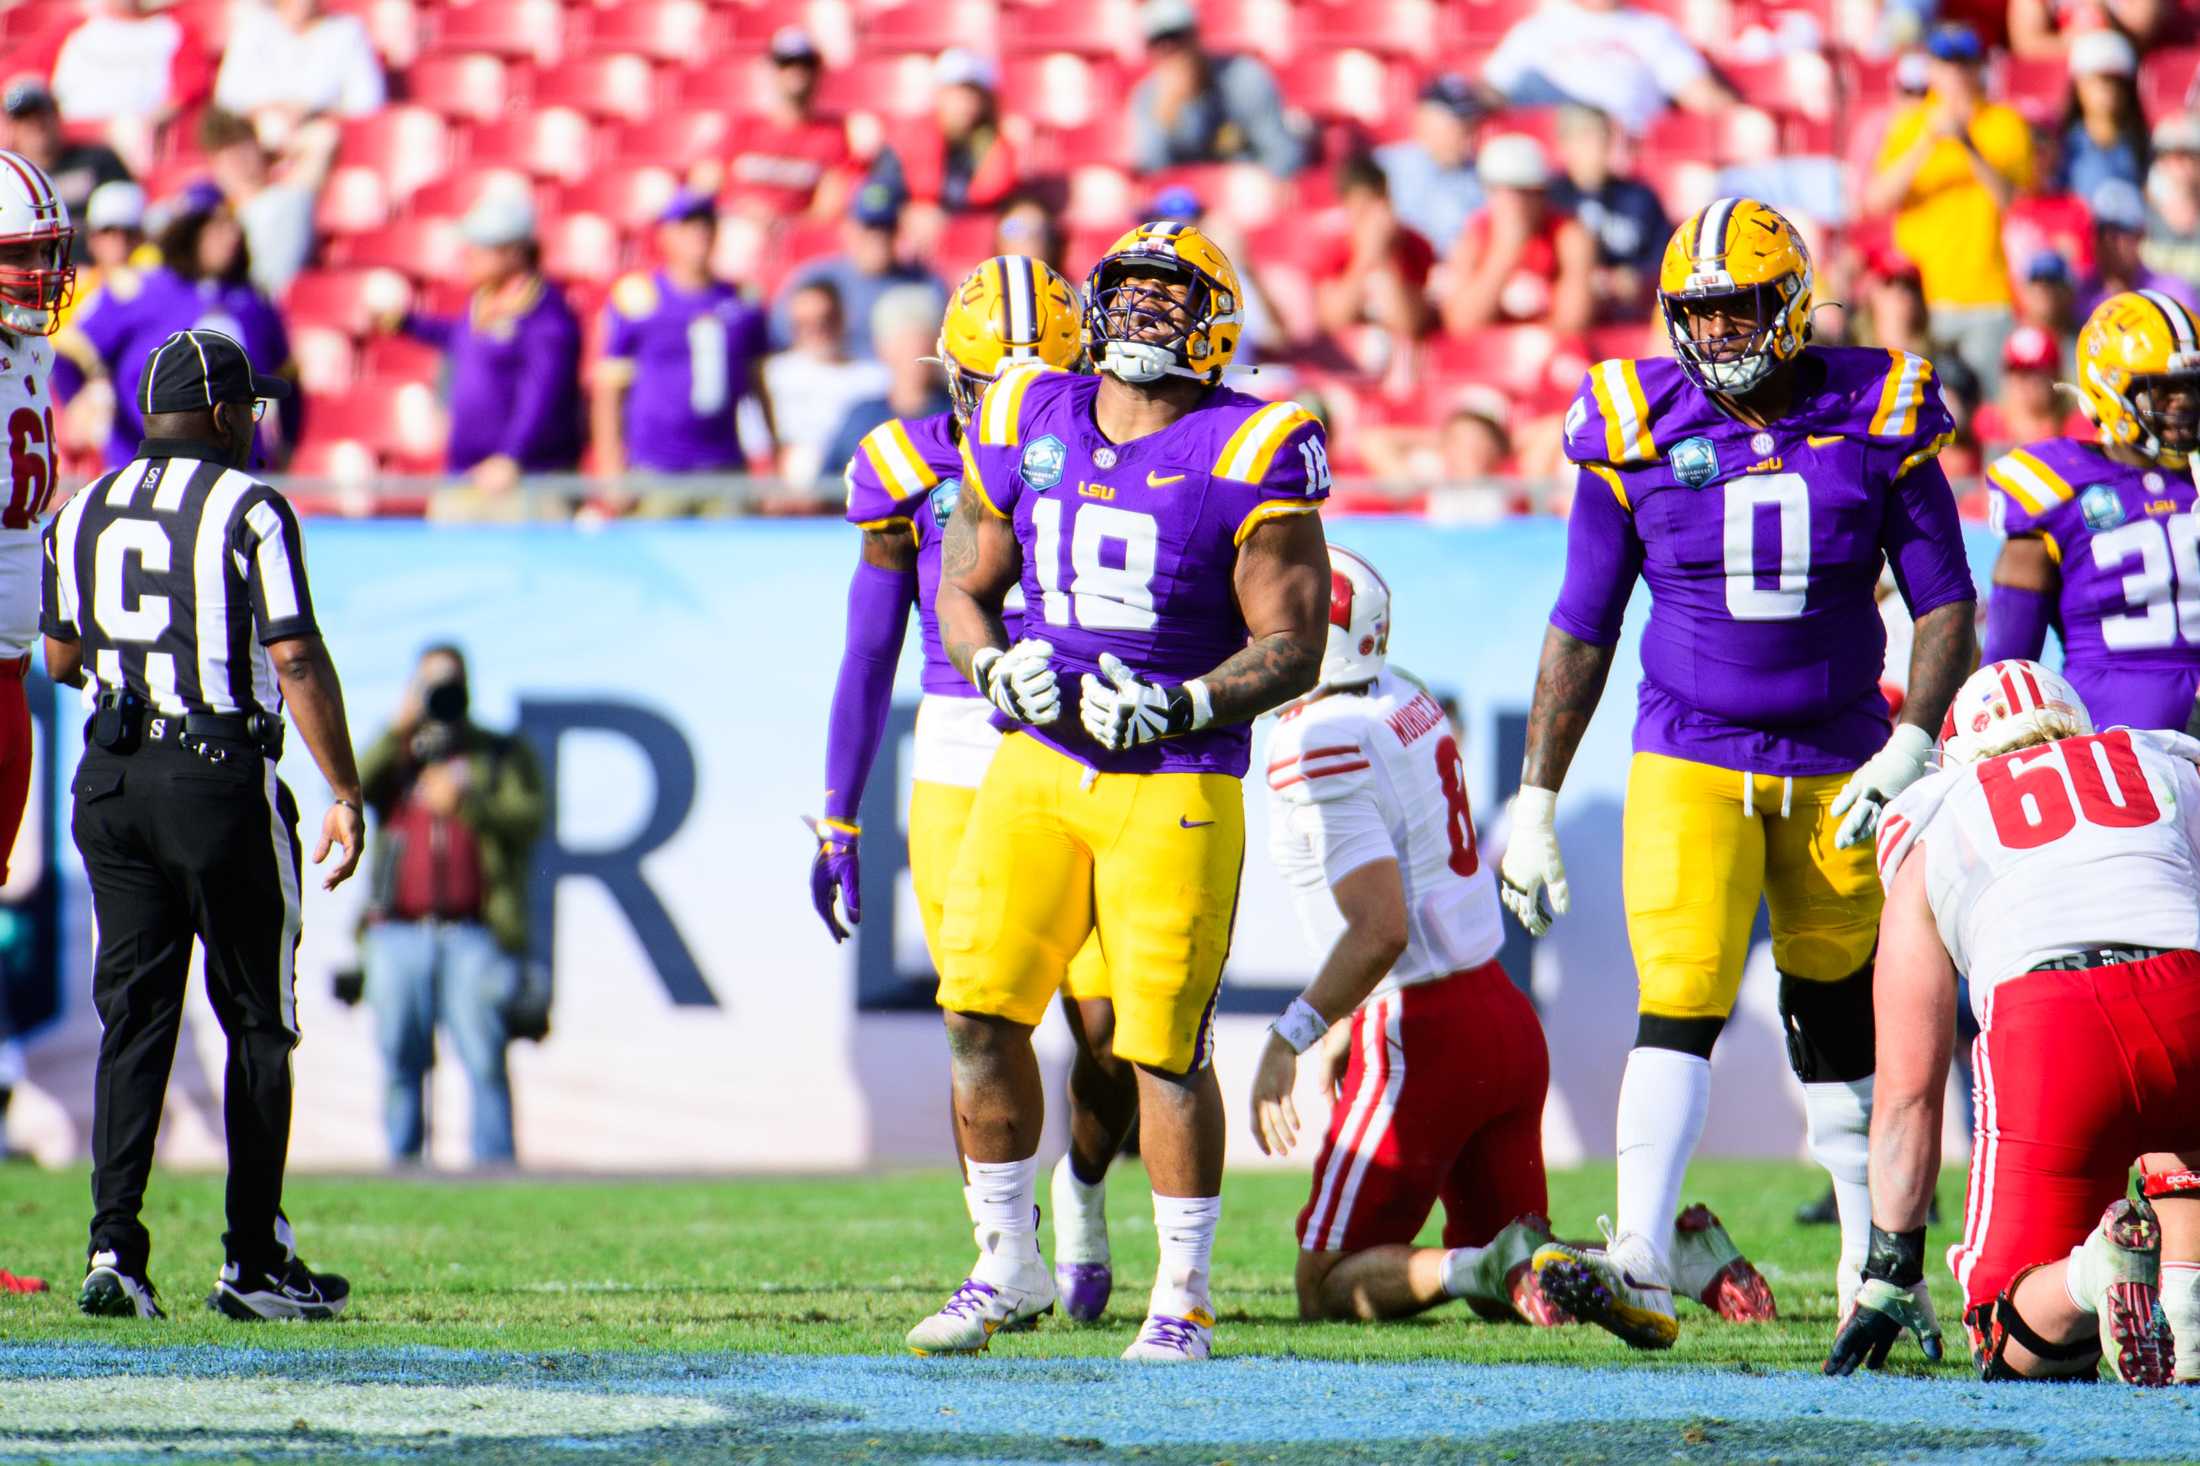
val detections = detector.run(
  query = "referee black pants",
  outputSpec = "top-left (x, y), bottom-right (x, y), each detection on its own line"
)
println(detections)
top-left (73, 739), bottom-right (304, 1276)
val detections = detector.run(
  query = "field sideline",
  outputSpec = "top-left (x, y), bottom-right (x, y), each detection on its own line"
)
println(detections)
top-left (3, 1160), bottom-right (2197, 1463)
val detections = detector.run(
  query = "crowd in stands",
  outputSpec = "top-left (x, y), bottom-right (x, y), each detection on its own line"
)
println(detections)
top-left (3, 0), bottom-right (2199, 518)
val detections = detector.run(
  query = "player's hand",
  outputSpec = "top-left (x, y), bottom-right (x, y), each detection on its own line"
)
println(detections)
top-left (973, 639), bottom-right (1061, 724)
top-left (1080, 652), bottom-right (1205, 751)
top-left (1249, 1032), bottom-right (1302, 1156)
top-left (804, 816), bottom-right (859, 942)
top-left (1497, 786), bottom-right (1569, 937)
top-left (1831, 723), bottom-right (1934, 849)
top-left (1318, 1020), bottom-right (1352, 1099)
top-left (315, 800), bottom-right (364, 891)
top-left (1824, 1277), bottom-right (1944, 1374)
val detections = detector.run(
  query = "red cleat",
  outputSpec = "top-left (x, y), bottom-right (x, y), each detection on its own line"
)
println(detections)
top-left (1672, 1204), bottom-right (1777, 1322)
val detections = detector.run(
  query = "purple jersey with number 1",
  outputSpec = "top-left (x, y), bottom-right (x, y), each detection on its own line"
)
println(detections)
top-left (601, 271), bottom-right (768, 473)
top-left (959, 367), bottom-right (1329, 777)
top-left (1987, 438), bottom-right (2200, 730)
top-left (1551, 346), bottom-right (1975, 776)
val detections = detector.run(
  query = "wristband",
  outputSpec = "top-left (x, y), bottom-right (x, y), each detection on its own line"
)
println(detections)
top-left (335, 798), bottom-right (361, 816)
top-left (1184, 678), bottom-right (1214, 731)
top-left (1862, 1223), bottom-right (1927, 1289)
top-left (1270, 996), bottom-right (1328, 1054)
top-left (1513, 785), bottom-right (1558, 829)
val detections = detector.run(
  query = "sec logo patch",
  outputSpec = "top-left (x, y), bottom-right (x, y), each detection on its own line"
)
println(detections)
top-left (1021, 435), bottom-right (1067, 492)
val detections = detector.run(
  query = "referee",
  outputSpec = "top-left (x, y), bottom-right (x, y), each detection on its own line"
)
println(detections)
top-left (42, 328), bottom-right (366, 1322)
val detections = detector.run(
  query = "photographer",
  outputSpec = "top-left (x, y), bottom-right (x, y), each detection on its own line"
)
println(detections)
top-left (356, 646), bottom-right (544, 1167)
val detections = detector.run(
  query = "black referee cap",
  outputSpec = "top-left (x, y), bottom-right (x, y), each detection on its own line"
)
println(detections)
top-left (140, 328), bottom-right (292, 417)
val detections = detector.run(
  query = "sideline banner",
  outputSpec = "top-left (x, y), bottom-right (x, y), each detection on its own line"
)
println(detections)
top-left (9, 518), bottom-right (2000, 1171)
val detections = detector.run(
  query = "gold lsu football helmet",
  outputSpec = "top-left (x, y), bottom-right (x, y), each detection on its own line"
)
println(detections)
top-left (1083, 220), bottom-right (1244, 385)
top-left (1657, 197), bottom-right (1815, 396)
top-left (2075, 289), bottom-right (2200, 468)
top-left (936, 254), bottom-right (1085, 424)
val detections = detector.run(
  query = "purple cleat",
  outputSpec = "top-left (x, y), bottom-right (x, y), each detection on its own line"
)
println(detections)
top-left (1056, 1262), bottom-right (1113, 1322)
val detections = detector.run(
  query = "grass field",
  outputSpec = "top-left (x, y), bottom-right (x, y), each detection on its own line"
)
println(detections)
top-left (2, 1160), bottom-right (2197, 1464)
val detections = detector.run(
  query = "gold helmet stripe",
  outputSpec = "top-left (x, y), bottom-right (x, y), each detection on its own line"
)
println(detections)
top-left (2137, 287), bottom-right (2198, 354)
top-left (1002, 252), bottom-right (1036, 346)
top-left (1696, 197), bottom-right (1740, 275)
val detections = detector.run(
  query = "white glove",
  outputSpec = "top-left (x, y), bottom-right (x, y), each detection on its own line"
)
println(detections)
top-left (1830, 723), bottom-right (1934, 849)
top-left (1497, 785), bottom-right (1569, 937)
top-left (972, 639), bottom-right (1060, 724)
top-left (1079, 651), bottom-right (1210, 751)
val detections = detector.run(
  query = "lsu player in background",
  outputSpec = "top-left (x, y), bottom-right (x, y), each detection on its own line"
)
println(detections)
top-left (1252, 545), bottom-right (1565, 1326)
top-left (1982, 290), bottom-right (2200, 732)
top-left (1831, 661), bottom-right (2200, 1385)
top-left (1501, 198), bottom-right (1978, 1348)
top-left (812, 256), bottom-right (1139, 1319)
top-left (916, 221), bottom-right (1331, 1361)
top-left (0, 152), bottom-right (74, 1131)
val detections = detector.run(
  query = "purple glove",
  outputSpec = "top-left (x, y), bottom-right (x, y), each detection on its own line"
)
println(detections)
top-left (806, 816), bottom-right (861, 942)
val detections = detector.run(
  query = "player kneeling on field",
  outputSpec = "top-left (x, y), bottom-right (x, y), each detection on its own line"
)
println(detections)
top-left (1828, 660), bottom-right (2200, 1385)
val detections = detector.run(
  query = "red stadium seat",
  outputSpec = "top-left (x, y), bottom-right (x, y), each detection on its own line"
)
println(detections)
top-left (860, 0), bottom-right (1003, 54)
top-left (1428, 325), bottom-right (1588, 409)
top-left (311, 380), bottom-right (449, 471)
top-left (287, 437), bottom-right (384, 483)
top-left (324, 0), bottom-right (423, 68)
top-left (465, 108), bottom-right (598, 183)
top-left (1063, 164), bottom-right (1135, 228)
top-left (291, 325), bottom-right (358, 396)
top-left (816, 54), bottom-right (938, 119)
top-left (339, 218), bottom-right (470, 283)
top-left (562, 166), bottom-right (680, 232)
top-left (339, 106), bottom-right (454, 203)
top-left (171, 0), bottom-right (241, 50)
top-left (722, 0), bottom-right (842, 49)
top-left (540, 212), bottom-right (623, 285)
top-left (1282, 50), bottom-right (1414, 127)
top-left (999, 0), bottom-right (1139, 59)
top-left (1453, 0), bottom-right (1540, 44)
top-left (1300, 0), bottom-right (1449, 55)
top-left (608, 111), bottom-right (733, 171)
top-left (675, 58), bottom-right (783, 117)
top-left (314, 166), bottom-right (392, 237)
top-left (2141, 48), bottom-right (2199, 122)
top-left (1998, 55), bottom-right (2068, 120)
top-left (410, 167), bottom-right (541, 220)
top-left (578, 0), bottom-right (718, 63)
top-left (427, 0), bottom-right (566, 64)
top-left (361, 333), bottom-right (448, 386)
top-left (405, 53), bottom-right (519, 123)
top-left (1719, 51), bottom-right (1836, 121)
top-left (1000, 53), bottom-right (1121, 132)
top-left (1195, 0), bottom-right (1296, 63)
top-left (285, 268), bottom-right (412, 337)
top-left (1029, 119), bottom-right (1127, 171)
top-left (532, 54), bottom-right (662, 123)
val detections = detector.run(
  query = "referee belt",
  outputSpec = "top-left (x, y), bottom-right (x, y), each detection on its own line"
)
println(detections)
top-left (145, 712), bottom-right (284, 759)
top-left (2028, 946), bottom-right (2177, 974)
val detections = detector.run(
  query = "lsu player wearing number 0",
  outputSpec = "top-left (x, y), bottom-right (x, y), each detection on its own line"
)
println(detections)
top-left (1252, 546), bottom-right (1568, 1327)
top-left (1982, 290), bottom-right (2200, 732)
top-left (1504, 198), bottom-right (1978, 1348)
top-left (1833, 661), bottom-right (2200, 1385)
top-left (918, 220), bottom-right (1333, 1361)
top-left (811, 257), bottom-right (1138, 1322)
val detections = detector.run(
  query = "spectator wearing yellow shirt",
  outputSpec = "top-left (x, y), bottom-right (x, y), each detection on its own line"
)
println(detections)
top-left (1864, 23), bottom-right (2033, 394)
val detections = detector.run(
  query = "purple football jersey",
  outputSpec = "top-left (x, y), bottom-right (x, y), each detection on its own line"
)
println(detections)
top-left (601, 272), bottom-right (768, 472)
top-left (59, 266), bottom-right (215, 466)
top-left (1987, 438), bottom-right (2200, 730)
top-left (960, 368), bottom-right (1329, 776)
top-left (1551, 346), bottom-right (1974, 775)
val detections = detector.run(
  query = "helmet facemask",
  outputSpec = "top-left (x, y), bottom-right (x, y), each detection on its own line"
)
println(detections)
top-left (0, 230), bottom-right (74, 338)
top-left (2129, 366), bottom-right (2200, 467)
top-left (939, 350), bottom-right (991, 426)
top-left (1662, 277), bottom-right (1798, 396)
top-left (1084, 258), bottom-right (1221, 384)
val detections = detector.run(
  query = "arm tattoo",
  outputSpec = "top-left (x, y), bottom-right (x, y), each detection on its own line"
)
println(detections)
top-left (1520, 625), bottom-right (1616, 792)
top-left (1200, 632), bottom-right (1322, 726)
top-left (940, 489), bottom-right (983, 582)
top-left (1901, 600), bottom-right (1978, 736)
top-left (939, 488), bottom-right (1014, 683)
top-left (1204, 511), bottom-right (1327, 725)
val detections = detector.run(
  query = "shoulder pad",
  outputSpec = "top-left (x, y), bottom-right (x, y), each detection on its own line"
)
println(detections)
top-left (972, 361), bottom-right (1062, 448)
top-left (2130, 728), bottom-right (2200, 765)
top-left (1875, 770), bottom-right (1951, 891)
top-left (844, 417), bottom-right (946, 528)
top-left (1266, 712), bottom-right (1374, 805)
top-left (609, 272), bottom-right (659, 319)
top-left (1564, 358), bottom-right (1673, 466)
top-left (1985, 442), bottom-right (2082, 527)
top-left (1213, 398), bottom-right (1319, 483)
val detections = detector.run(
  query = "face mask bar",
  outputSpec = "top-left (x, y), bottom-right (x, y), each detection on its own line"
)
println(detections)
top-left (1661, 279), bottom-right (1787, 395)
top-left (0, 229), bottom-right (76, 335)
top-left (1083, 258), bottom-right (1216, 381)
top-left (2130, 371), bottom-right (2200, 457)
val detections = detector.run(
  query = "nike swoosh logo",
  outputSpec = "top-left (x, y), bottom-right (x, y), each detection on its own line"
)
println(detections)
top-left (1147, 472), bottom-right (1186, 487)
top-left (1621, 1276), bottom-right (1673, 1295)
top-left (1807, 434), bottom-right (1843, 447)
top-left (1179, 817), bottom-right (1214, 829)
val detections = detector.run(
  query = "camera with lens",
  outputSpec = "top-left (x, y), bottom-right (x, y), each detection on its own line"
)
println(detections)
top-left (408, 672), bottom-right (470, 764)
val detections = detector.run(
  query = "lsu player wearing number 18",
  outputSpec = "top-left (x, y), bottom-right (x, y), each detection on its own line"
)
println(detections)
top-left (811, 257), bottom-right (1139, 1320)
top-left (918, 220), bottom-right (1333, 1362)
top-left (1982, 290), bottom-right (2200, 732)
top-left (1502, 198), bottom-right (1978, 1348)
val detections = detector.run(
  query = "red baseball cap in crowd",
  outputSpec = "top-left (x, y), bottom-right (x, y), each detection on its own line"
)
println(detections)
top-left (2004, 325), bottom-right (2059, 373)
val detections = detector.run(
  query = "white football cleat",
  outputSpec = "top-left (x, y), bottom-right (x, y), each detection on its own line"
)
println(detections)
top-left (1670, 1204), bottom-right (1777, 1322)
top-left (2071, 1198), bottom-right (2173, 1386)
top-left (904, 1263), bottom-right (1055, 1356)
top-left (78, 1250), bottom-right (164, 1320)
top-left (1122, 1306), bottom-right (1214, 1361)
top-left (1532, 1221), bottom-right (1678, 1351)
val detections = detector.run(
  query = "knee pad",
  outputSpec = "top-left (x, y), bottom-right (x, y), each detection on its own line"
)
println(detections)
top-left (1779, 960), bottom-right (1876, 1084)
top-left (1965, 1271), bottom-right (2103, 1382)
top-left (1635, 1012), bottom-right (1725, 1060)
top-left (2142, 1168), bottom-right (2200, 1201)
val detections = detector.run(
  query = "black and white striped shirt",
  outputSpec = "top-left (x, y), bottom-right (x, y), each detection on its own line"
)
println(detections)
top-left (39, 441), bottom-right (317, 719)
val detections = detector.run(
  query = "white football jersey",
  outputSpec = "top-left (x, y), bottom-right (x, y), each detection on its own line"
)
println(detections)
top-left (0, 333), bottom-right (56, 656)
top-left (1877, 727), bottom-right (2200, 1024)
top-left (1265, 668), bottom-right (1503, 997)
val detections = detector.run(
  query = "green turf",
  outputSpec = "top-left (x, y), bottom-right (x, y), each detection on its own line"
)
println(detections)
top-left (0, 1160), bottom-right (1970, 1373)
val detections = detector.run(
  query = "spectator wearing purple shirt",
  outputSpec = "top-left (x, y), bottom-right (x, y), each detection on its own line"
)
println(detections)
top-left (159, 187), bottom-right (301, 465)
top-left (591, 192), bottom-right (775, 494)
top-left (397, 188), bottom-right (582, 505)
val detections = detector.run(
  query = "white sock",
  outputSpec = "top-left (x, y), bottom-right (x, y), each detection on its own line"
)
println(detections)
top-left (1614, 1046), bottom-right (1710, 1274)
top-left (1802, 1077), bottom-right (1874, 1309)
top-left (964, 1156), bottom-right (1040, 1284)
top-left (1440, 1245), bottom-right (1488, 1301)
top-left (2161, 1261), bottom-right (2200, 1381)
top-left (1150, 1193), bottom-right (1221, 1315)
top-left (1050, 1154), bottom-right (1110, 1265)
